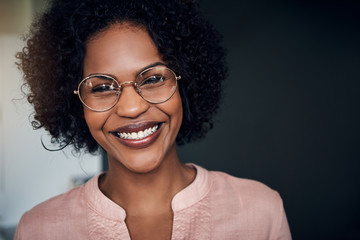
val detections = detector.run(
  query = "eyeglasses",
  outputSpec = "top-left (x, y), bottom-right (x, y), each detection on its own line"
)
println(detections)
top-left (74, 66), bottom-right (181, 112)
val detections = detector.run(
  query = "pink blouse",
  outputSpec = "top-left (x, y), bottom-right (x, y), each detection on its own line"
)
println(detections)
top-left (15, 164), bottom-right (291, 239)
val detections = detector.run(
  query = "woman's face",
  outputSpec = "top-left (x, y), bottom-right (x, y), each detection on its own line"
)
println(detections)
top-left (83, 23), bottom-right (183, 173)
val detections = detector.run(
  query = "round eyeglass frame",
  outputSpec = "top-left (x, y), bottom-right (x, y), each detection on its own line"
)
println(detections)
top-left (73, 66), bottom-right (181, 112)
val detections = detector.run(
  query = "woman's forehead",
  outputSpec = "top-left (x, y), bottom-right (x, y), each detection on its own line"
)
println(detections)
top-left (83, 23), bottom-right (163, 78)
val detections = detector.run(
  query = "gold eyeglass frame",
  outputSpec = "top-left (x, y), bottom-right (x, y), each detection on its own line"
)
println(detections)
top-left (73, 66), bottom-right (181, 112)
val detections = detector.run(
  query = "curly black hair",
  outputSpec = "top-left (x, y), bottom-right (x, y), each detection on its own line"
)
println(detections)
top-left (16, 0), bottom-right (227, 153)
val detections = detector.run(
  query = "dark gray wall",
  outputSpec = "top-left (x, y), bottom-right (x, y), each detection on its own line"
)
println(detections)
top-left (178, 0), bottom-right (360, 239)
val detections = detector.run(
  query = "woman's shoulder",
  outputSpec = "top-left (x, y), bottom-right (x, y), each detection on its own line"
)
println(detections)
top-left (208, 169), bottom-right (283, 210)
top-left (14, 183), bottom-right (88, 239)
top-left (190, 164), bottom-right (282, 204)
top-left (189, 165), bottom-right (291, 239)
top-left (210, 170), bottom-right (277, 192)
top-left (207, 169), bottom-right (291, 239)
top-left (21, 185), bottom-right (84, 220)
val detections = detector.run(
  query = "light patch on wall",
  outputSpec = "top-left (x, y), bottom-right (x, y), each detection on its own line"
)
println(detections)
top-left (0, 0), bottom-right (32, 34)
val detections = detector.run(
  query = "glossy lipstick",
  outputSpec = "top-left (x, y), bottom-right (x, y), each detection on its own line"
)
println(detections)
top-left (110, 122), bottom-right (163, 149)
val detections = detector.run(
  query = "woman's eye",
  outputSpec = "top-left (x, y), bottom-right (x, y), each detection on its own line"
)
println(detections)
top-left (91, 84), bottom-right (115, 93)
top-left (141, 76), bottom-right (165, 86)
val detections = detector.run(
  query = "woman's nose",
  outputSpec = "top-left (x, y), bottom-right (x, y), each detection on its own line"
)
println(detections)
top-left (113, 83), bottom-right (149, 118)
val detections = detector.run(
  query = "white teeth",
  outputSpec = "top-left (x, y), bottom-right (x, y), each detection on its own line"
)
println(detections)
top-left (131, 132), bottom-right (137, 139)
top-left (116, 125), bottom-right (159, 140)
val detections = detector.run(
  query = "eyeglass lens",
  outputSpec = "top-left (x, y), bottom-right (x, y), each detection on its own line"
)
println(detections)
top-left (78, 66), bottom-right (178, 111)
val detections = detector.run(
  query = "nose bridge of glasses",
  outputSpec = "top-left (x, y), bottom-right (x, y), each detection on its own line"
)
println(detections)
top-left (120, 81), bottom-right (136, 87)
top-left (118, 80), bottom-right (142, 97)
top-left (119, 81), bottom-right (139, 92)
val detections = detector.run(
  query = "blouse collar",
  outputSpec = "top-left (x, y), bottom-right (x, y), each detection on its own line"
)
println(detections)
top-left (84, 163), bottom-right (211, 221)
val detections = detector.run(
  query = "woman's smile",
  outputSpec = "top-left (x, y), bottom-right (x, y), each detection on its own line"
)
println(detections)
top-left (110, 122), bottom-right (164, 149)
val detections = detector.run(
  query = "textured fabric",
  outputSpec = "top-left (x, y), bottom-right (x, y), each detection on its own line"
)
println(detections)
top-left (14, 164), bottom-right (292, 239)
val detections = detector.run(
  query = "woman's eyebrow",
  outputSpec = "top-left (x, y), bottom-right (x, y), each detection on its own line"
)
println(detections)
top-left (84, 62), bottom-right (167, 79)
top-left (137, 62), bottom-right (167, 75)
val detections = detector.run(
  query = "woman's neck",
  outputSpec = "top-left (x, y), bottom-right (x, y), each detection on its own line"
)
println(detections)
top-left (99, 150), bottom-right (196, 216)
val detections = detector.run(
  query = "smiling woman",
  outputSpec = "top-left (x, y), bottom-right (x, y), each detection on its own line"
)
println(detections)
top-left (14, 0), bottom-right (291, 239)
top-left (81, 25), bottom-right (184, 175)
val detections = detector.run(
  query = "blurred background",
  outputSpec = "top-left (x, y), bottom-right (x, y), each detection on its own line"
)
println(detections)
top-left (0, 1), bottom-right (101, 239)
top-left (1, 0), bottom-right (359, 239)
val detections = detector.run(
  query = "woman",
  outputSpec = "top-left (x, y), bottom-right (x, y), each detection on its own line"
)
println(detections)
top-left (15, 0), bottom-right (291, 239)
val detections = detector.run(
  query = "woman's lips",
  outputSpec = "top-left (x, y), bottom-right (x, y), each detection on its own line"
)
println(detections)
top-left (113, 121), bottom-right (160, 133)
top-left (110, 122), bottom-right (163, 149)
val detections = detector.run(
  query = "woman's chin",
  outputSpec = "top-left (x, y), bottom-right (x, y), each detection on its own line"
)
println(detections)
top-left (115, 155), bottom-right (163, 174)
top-left (125, 162), bottom-right (161, 174)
